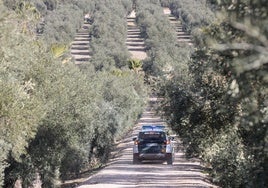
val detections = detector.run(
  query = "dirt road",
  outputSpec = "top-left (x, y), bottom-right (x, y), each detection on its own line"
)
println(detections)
top-left (76, 97), bottom-right (217, 188)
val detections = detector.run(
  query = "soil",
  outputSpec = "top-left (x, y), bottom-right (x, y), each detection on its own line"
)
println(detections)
top-left (70, 97), bottom-right (218, 188)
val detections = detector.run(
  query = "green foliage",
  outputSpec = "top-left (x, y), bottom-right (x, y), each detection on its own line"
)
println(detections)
top-left (3, 0), bottom-right (25, 10)
top-left (160, 0), bottom-right (267, 187)
top-left (1, 0), bottom-right (147, 187)
top-left (0, 2), bottom-right (45, 186)
top-left (135, 0), bottom-right (191, 85)
top-left (0, 1), bottom-right (146, 187)
top-left (40, 2), bottom-right (84, 45)
top-left (90, 0), bottom-right (132, 70)
top-left (50, 43), bottom-right (68, 58)
top-left (122, 0), bottom-right (133, 14)
top-left (201, 126), bottom-right (249, 187)
top-left (169, 0), bottom-right (215, 46)
top-left (159, 0), bottom-right (170, 7)
top-left (169, 0), bottom-right (215, 31)
top-left (200, 1), bottom-right (267, 186)
top-left (26, 63), bottom-right (97, 186)
top-left (128, 59), bottom-right (142, 70)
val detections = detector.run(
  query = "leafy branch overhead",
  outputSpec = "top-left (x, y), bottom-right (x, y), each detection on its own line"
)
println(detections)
top-left (161, 0), bottom-right (267, 187)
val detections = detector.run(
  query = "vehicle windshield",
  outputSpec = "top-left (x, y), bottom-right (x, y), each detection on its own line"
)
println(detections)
top-left (138, 131), bottom-right (166, 140)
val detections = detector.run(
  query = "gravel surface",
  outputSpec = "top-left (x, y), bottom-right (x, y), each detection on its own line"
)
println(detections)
top-left (72, 9), bottom-right (217, 188)
top-left (76, 97), bottom-right (218, 188)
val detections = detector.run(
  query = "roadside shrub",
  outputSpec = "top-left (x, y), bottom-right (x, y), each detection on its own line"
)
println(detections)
top-left (201, 126), bottom-right (249, 187)
top-left (0, 2), bottom-right (46, 186)
top-left (160, 0), bottom-right (267, 187)
top-left (1, 0), bottom-right (147, 187)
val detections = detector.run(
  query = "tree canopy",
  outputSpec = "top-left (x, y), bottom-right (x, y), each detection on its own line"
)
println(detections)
top-left (157, 0), bottom-right (267, 187)
top-left (1, 0), bottom-right (146, 187)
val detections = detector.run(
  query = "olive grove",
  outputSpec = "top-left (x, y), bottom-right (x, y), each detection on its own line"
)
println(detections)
top-left (0, 0), bottom-right (146, 187)
top-left (157, 0), bottom-right (267, 187)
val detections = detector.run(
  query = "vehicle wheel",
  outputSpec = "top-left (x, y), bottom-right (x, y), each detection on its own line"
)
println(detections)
top-left (167, 155), bottom-right (173, 165)
top-left (133, 154), bottom-right (140, 164)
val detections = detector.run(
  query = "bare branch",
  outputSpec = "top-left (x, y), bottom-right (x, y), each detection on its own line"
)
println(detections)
top-left (212, 43), bottom-right (268, 55)
top-left (231, 21), bottom-right (268, 47)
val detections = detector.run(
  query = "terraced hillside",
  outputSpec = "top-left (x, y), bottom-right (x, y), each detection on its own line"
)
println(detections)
top-left (126, 10), bottom-right (147, 60)
top-left (163, 8), bottom-right (193, 46)
top-left (76, 96), bottom-right (217, 188)
top-left (71, 8), bottom-right (192, 63)
top-left (2, 0), bottom-right (265, 187)
top-left (70, 7), bottom-right (218, 188)
top-left (71, 10), bottom-right (147, 64)
top-left (71, 21), bottom-right (92, 64)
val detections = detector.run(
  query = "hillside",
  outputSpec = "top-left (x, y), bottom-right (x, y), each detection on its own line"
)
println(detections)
top-left (0, 0), bottom-right (267, 187)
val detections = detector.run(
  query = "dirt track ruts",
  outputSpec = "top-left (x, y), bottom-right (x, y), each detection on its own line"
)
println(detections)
top-left (76, 97), bottom-right (218, 188)
top-left (70, 8), bottom-right (217, 188)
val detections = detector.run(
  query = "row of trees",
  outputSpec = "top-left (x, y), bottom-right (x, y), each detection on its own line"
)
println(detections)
top-left (135, 0), bottom-right (192, 85)
top-left (1, 0), bottom-right (266, 187)
top-left (168, 0), bottom-right (215, 46)
top-left (0, 0), bottom-right (147, 187)
top-left (150, 0), bottom-right (267, 187)
top-left (90, 0), bottom-right (133, 70)
top-left (3, 0), bottom-right (95, 46)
